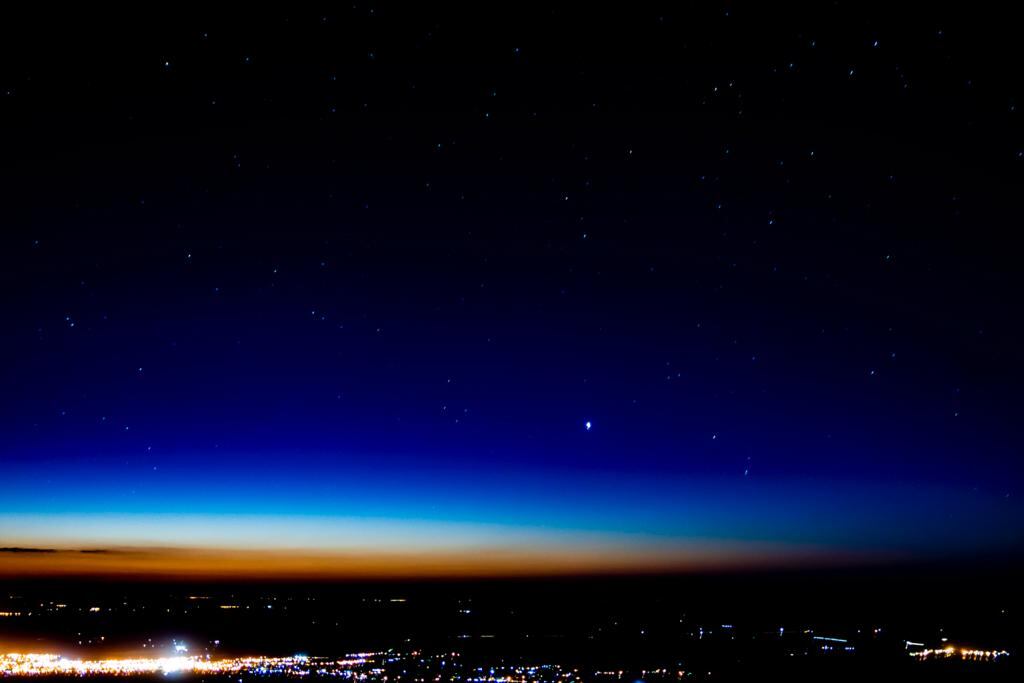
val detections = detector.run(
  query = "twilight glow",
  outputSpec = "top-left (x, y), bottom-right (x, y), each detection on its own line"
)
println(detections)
top-left (0, 459), bottom-right (1015, 577)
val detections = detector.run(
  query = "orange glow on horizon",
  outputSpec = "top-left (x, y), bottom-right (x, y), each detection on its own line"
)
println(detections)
top-left (0, 542), bottom-right (866, 580)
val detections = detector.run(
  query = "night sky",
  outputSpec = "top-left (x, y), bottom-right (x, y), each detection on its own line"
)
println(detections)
top-left (2, 4), bottom-right (1023, 577)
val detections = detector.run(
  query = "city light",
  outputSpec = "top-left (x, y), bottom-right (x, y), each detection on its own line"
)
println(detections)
top-left (0, 652), bottom-right (371, 677)
top-left (909, 647), bottom-right (1010, 660)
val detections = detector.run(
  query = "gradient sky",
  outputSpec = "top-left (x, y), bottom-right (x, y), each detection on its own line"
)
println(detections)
top-left (1, 5), bottom-right (1023, 577)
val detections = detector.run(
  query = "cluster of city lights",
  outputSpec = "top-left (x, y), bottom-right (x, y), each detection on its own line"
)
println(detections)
top-left (0, 643), bottom-right (1011, 679)
top-left (909, 646), bottom-right (1010, 661)
top-left (0, 652), bottom-right (370, 677)
top-left (465, 665), bottom-right (580, 683)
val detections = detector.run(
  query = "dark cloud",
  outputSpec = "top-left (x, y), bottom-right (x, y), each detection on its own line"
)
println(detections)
top-left (0, 547), bottom-right (117, 554)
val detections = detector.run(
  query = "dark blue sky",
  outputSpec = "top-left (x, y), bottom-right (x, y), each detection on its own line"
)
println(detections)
top-left (1, 4), bottom-right (1022, 573)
